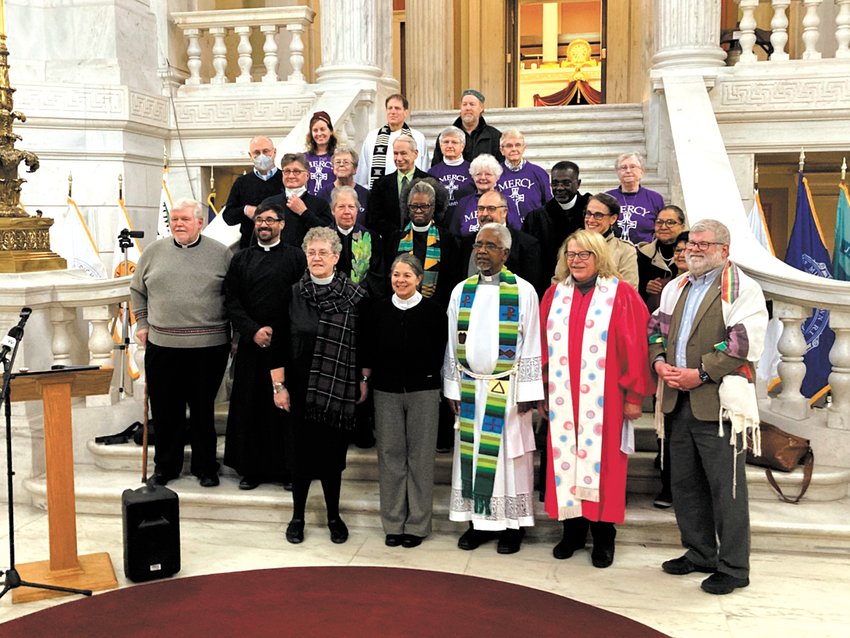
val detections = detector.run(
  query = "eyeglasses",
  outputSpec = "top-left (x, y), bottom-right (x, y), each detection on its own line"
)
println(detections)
top-left (332, 159), bottom-right (353, 166)
top-left (472, 241), bottom-right (504, 251)
top-left (655, 218), bottom-right (681, 227)
top-left (255, 217), bottom-right (282, 225)
top-left (686, 240), bottom-right (725, 251)
top-left (565, 251), bottom-right (593, 261)
top-left (584, 211), bottom-right (612, 220)
top-left (476, 205), bottom-right (507, 214)
top-left (282, 168), bottom-right (306, 175)
top-left (617, 164), bottom-right (641, 172)
top-left (408, 203), bottom-right (433, 212)
top-left (674, 248), bottom-right (687, 255)
top-left (306, 249), bottom-right (334, 258)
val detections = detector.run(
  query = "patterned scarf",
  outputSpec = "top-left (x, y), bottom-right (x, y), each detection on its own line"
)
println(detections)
top-left (456, 268), bottom-right (520, 515)
top-left (546, 277), bottom-right (618, 520)
top-left (370, 122), bottom-right (412, 188)
top-left (397, 223), bottom-right (441, 298)
top-left (300, 271), bottom-right (365, 430)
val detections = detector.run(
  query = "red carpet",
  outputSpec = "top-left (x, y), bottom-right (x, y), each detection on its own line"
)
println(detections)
top-left (2, 566), bottom-right (669, 637)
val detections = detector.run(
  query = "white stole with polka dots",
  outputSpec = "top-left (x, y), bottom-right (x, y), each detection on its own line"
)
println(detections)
top-left (547, 277), bottom-right (618, 520)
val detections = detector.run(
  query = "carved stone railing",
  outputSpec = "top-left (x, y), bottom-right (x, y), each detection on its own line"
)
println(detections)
top-left (735, 0), bottom-right (850, 62)
top-left (171, 6), bottom-right (316, 88)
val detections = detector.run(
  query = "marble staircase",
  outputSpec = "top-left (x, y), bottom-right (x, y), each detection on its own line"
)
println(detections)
top-left (22, 408), bottom-right (850, 555)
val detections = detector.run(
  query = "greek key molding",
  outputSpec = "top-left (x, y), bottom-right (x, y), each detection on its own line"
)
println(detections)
top-left (719, 77), bottom-right (850, 110)
top-left (172, 97), bottom-right (313, 129)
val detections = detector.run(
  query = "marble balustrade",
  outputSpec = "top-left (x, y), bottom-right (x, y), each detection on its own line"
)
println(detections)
top-left (171, 6), bottom-right (316, 86)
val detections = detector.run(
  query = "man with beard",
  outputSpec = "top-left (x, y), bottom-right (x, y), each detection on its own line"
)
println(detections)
top-left (522, 161), bottom-right (589, 286)
top-left (224, 202), bottom-right (306, 490)
top-left (648, 219), bottom-right (767, 596)
top-left (431, 89), bottom-right (503, 165)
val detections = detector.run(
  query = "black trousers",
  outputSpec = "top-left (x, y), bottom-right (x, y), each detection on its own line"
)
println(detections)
top-left (145, 341), bottom-right (229, 479)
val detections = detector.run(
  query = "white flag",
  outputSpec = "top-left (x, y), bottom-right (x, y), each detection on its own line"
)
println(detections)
top-left (747, 190), bottom-right (775, 256)
top-left (55, 197), bottom-right (107, 278)
top-left (112, 199), bottom-right (143, 380)
top-left (157, 169), bottom-right (173, 239)
top-left (748, 190), bottom-right (780, 386)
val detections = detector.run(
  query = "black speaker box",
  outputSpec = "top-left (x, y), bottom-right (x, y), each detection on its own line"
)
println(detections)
top-left (122, 483), bottom-right (181, 583)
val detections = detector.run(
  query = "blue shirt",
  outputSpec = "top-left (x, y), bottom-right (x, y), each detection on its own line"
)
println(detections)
top-left (254, 167), bottom-right (279, 182)
top-left (674, 265), bottom-right (723, 368)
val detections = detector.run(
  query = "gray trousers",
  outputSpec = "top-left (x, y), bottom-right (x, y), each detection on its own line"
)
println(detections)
top-left (669, 393), bottom-right (750, 579)
top-left (374, 389), bottom-right (440, 536)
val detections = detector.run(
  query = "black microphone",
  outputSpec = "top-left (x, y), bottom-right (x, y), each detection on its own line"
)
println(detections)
top-left (0, 307), bottom-right (33, 360)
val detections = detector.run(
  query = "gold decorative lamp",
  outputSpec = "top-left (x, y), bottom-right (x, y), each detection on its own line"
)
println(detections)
top-left (0, 0), bottom-right (66, 272)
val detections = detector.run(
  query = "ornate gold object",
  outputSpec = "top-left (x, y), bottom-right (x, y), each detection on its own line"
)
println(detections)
top-left (0, 2), bottom-right (66, 272)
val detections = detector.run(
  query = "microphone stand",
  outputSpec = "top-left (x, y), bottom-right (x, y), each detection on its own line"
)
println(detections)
top-left (115, 230), bottom-right (134, 397)
top-left (0, 318), bottom-right (92, 600)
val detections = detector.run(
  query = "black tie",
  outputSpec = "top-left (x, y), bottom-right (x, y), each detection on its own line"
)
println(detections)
top-left (399, 174), bottom-right (410, 227)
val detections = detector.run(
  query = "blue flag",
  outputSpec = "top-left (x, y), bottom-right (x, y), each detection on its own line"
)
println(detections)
top-left (785, 172), bottom-right (834, 400)
top-left (834, 184), bottom-right (850, 282)
top-left (207, 191), bottom-right (218, 225)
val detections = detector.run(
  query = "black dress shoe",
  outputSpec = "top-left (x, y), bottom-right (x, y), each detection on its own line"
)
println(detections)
top-left (385, 534), bottom-right (404, 547)
top-left (283, 482), bottom-right (293, 492)
top-left (199, 474), bottom-right (220, 488)
top-left (590, 521), bottom-right (616, 568)
top-left (457, 525), bottom-right (498, 551)
top-left (497, 528), bottom-right (525, 555)
top-left (662, 555), bottom-right (717, 576)
top-left (553, 518), bottom-right (589, 560)
top-left (149, 473), bottom-right (170, 487)
top-left (328, 518), bottom-right (349, 544)
top-left (239, 476), bottom-right (260, 490)
top-left (701, 572), bottom-right (749, 595)
top-left (401, 535), bottom-right (423, 549)
top-left (286, 519), bottom-right (305, 544)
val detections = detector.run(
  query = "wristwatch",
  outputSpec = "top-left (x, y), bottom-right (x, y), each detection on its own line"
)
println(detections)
top-left (698, 363), bottom-right (711, 384)
top-left (272, 382), bottom-right (286, 394)
top-left (360, 375), bottom-right (370, 383)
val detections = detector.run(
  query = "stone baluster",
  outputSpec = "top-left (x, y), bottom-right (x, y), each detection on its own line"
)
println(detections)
top-left (49, 307), bottom-right (77, 367)
top-left (210, 27), bottom-right (229, 84)
top-left (235, 26), bottom-right (253, 83)
top-left (836, 0), bottom-right (850, 58)
top-left (184, 28), bottom-right (202, 85)
top-left (82, 304), bottom-right (119, 405)
top-left (769, 0), bottom-right (791, 61)
top-left (802, 0), bottom-right (822, 60)
top-left (771, 301), bottom-right (810, 419)
top-left (737, 0), bottom-right (759, 64)
top-left (286, 23), bottom-right (306, 84)
top-left (827, 310), bottom-right (850, 430)
top-left (260, 25), bottom-right (280, 83)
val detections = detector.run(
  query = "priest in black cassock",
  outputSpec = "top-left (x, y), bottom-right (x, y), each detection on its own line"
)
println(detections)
top-left (224, 202), bottom-right (307, 490)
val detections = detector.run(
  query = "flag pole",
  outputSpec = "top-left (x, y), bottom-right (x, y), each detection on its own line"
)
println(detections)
top-left (118, 173), bottom-right (123, 201)
top-left (754, 163), bottom-right (759, 190)
top-left (841, 157), bottom-right (847, 185)
top-left (799, 148), bottom-right (806, 173)
top-left (68, 172), bottom-right (73, 199)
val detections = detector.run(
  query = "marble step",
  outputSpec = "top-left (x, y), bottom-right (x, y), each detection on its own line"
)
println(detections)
top-left (22, 467), bottom-right (850, 555)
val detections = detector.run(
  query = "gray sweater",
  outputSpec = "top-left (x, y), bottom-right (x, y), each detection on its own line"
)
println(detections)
top-left (130, 236), bottom-right (232, 348)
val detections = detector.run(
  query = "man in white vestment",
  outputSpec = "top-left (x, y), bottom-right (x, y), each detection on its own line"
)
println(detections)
top-left (443, 223), bottom-right (543, 555)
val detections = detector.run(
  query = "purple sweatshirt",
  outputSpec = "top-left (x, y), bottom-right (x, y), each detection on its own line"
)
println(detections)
top-left (605, 186), bottom-right (665, 245)
top-left (428, 161), bottom-right (475, 209)
top-left (450, 191), bottom-right (523, 238)
top-left (305, 152), bottom-right (334, 196)
top-left (497, 161), bottom-right (552, 221)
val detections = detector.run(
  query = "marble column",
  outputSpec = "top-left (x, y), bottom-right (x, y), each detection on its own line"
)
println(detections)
top-left (406, 0), bottom-right (455, 110)
top-left (315, 0), bottom-right (383, 85)
top-left (652, 0), bottom-right (727, 69)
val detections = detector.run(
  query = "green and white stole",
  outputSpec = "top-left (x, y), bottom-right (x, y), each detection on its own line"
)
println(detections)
top-left (456, 267), bottom-right (520, 515)
top-left (547, 277), bottom-right (618, 520)
top-left (397, 223), bottom-right (441, 298)
top-left (349, 229), bottom-right (372, 285)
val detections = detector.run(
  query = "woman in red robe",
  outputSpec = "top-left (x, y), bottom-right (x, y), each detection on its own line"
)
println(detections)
top-left (539, 229), bottom-right (652, 568)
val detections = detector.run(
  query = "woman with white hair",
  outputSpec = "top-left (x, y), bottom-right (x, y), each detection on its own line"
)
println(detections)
top-left (496, 129), bottom-right (551, 219)
top-left (605, 151), bottom-right (665, 245)
top-left (428, 126), bottom-right (475, 211)
top-left (450, 153), bottom-right (522, 237)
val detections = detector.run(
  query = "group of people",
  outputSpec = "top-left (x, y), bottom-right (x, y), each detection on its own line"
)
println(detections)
top-left (129, 89), bottom-right (768, 598)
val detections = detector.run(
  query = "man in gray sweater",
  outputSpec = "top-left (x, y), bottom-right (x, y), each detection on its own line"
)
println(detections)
top-left (130, 199), bottom-right (232, 487)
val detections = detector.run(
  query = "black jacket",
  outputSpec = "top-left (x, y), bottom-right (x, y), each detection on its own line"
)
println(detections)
top-left (366, 167), bottom-right (430, 252)
top-left (431, 115), bottom-right (503, 165)
top-left (522, 193), bottom-right (590, 286)
top-left (259, 191), bottom-right (334, 250)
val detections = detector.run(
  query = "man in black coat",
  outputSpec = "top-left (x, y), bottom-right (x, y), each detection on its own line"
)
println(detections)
top-left (522, 161), bottom-right (590, 287)
top-left (366, 134), bottom-right (429, 255)
top-left (459, 190), bottom-right (543, 297)
top-left (222, 135), bottom-right (284, 249)
top-left (260, 152), bottom-right (334, 249)
top-left (431, 89), bottom-right (503, 166)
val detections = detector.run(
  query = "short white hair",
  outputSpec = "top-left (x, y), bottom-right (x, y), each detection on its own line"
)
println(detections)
top-left (477, 222), bottom-right (512, 250)
top-left (172, 198), bottom-right (204, 221)
top-left (394, 134), bottom-right (418, 153)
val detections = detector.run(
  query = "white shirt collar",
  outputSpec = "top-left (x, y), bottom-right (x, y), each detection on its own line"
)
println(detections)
top-left (392, 291), bottom-right (423, 309)
top-left (337, 226), bottom-right (355, 236)
top-left (286, 186), bottom-right (307, 198)
top-left (254, 167), bottom-right (278, 181)
top-left (310, 273), bottom-right (335, 285)
top-left (258, 238), bottom-right (281, 251)
top-left (557, 194), bottom-right (578, 210)
top-left (412, 222), bottom-right (432, 233)
top-left (444, 157), bottom-right (465, 167)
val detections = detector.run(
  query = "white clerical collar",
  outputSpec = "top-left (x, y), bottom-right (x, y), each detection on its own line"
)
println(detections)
top-left (254, 167), bottom-right (278, 181)
top-left (505, 160), bottom-right (526, 172)
top-left (337, 226), bottom-right (355, 236)
top-left (444, 157), bottom-right (465, 167)
top-left (286, 186), bottom-right (307, 198)
top-left (412, 222), bottom-right (432, 233)
top-left (558, 194), bottom-right (578, 210)
top-left (310, 273), bottom-right (334, 285)
top-left (258, 238), bottom-right (281, 251)
top-left (173, 235), bottom-right (201, 249)
top-left (392, 291), bottom-right (423, 309)
top-left (479, 272), bottom-right (499, 283)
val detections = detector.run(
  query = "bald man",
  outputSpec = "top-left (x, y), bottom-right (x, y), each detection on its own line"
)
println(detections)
top-left (223, 135), bottom-right (285, 249)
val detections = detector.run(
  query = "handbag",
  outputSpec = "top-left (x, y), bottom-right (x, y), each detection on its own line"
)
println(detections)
top-left (746, 422), bottom-right (814, 504)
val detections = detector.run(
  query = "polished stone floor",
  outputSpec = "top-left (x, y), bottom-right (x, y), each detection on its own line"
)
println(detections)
top-left (1, 503), bottom-right (849, 637)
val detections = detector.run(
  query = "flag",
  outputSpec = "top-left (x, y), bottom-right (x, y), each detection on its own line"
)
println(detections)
top-left (207, 189), bottom-right (218, 225)
top-left (834, 183), bottom-right (850, 281)
top-left (747, 191), bottom-right (780, 384)
top-left (747, 189), bottom-right (775, 256)
top-left (784, 171), bottom-right (834, 400)
top-left (54, 197), bottom-right (107, 278)
top-left (112, 198), bottom-right (143, 381)
top-left (157, 169), bottom-right (173, 239)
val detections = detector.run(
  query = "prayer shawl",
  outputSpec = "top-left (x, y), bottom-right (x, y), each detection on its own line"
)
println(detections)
top-left (456, 268), bottom-right (520, 515)
top-left (648, 261), bottom-right (767, 493)
top-left (546, 276), bottom-right (618, 520)
top-left (300, 271), bottom-right (366, 430)
top-left (397, 223), bottom-right (441, 298)
top-left (370, 122), bottom-right (412, 188)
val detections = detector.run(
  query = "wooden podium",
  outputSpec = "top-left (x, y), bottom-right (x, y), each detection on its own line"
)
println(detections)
top-left (9, 367), bottom-right (119, 603)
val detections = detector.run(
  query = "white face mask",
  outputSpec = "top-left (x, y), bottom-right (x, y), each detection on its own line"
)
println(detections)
top-left (253, 154), bottom-right (274, 173)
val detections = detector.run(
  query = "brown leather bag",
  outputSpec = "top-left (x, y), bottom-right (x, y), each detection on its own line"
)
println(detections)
top-left (746, 423), bottom-right (814, 504)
